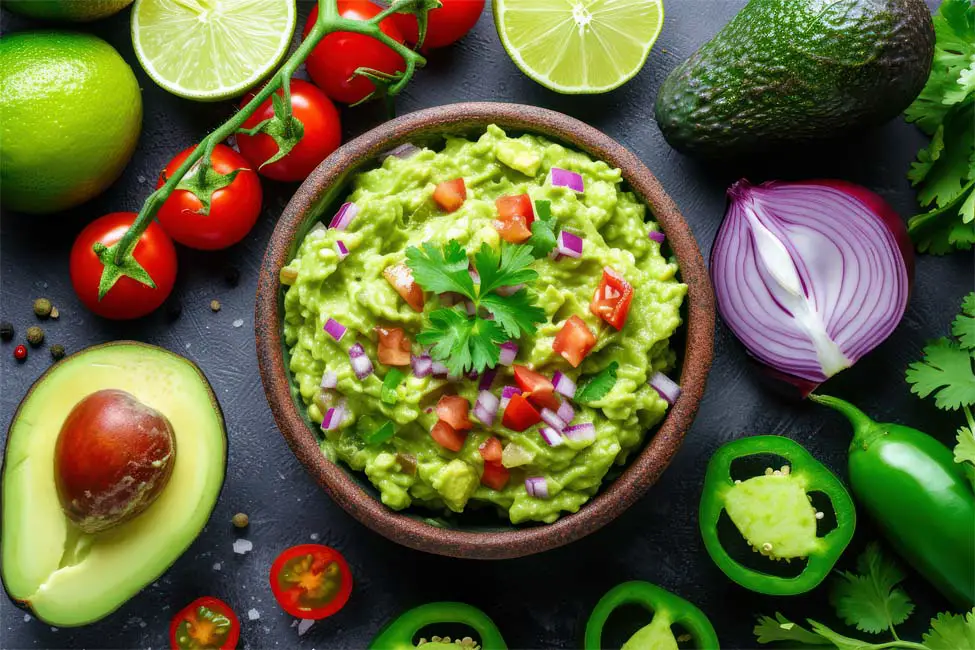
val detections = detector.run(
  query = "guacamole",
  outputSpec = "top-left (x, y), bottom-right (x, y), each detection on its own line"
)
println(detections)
top-left (281, 125), bottom-right (686, 524)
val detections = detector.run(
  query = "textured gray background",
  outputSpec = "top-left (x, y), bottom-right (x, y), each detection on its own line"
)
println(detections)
top-left (1, 1), bottom-right (971, 648)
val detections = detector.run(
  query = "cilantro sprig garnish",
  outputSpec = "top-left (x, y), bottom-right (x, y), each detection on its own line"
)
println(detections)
top-left (406, 240), bottom-right (545, 375)
top-left (755, 542), bottom-right (975, 649)
top-left (906, 292), bottom-right (975, 487)
top-left (574, 361), bottom-right (619, 404)
top-left (527, 199), bottom-right (558, 259)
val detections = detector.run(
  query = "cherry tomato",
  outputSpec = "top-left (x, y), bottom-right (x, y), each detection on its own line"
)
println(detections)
top-left (431, 419), bottom-right (466, 452)
top-left (392, 0), bottom-right (484, 49)
top-left (169, 596), bottom-right (240, 650)
top-left (375, 325), bottom-right (412, 366)
top-left (433, 178), bottom-right (467, 212)
top-left (553, 315), bottom-right (597, 368)
top-left (304, 2), bottom-right (406, 105)
top-left (70, 212), bottom-right (177, 320)
top-left (436, 395), bottom-right (472, 431)
top-left (270, 545), bottom-right (353, 620)
top-left (156, 144), bottom-right (262, 250)
top-left (480, 460), bottom-right (510, 491)
top-left (478, 436), bottom-right (503, 462)
top-left (494, 194), bottom-right (534, 244)
top-left (236, 79), bottom-right (342, 183)
top-left (590, 266), bottom-right (634, 331)
top-left (513, 365), bottom-right (560, 411)
top-left (501, 393), bottom-right (541, 432)
top-left (383, 262), bottom-right (425, 312)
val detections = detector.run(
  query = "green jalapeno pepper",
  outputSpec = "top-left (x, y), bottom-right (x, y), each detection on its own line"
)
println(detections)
top-left (699, 435), bottom-right (856, 596)
top-left (585, 581), bottom-right (718, 650)
top-left (811, 394), bottom-right (975, 608)
top-left (369, 602), bottom-right (507, 650)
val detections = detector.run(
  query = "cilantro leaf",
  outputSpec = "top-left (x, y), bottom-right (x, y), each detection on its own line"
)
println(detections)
top-left (754, 614), bottom-right (832, 646)
top-left (473, 242), bottom-right (537, 297)
top-left (575, 362), bottom-right (619, 404)
top-left (527, 199), bottom-right (558, 259)
top-left (910, 102), bottom-right (975, 210)
top-left (480, 290), bottom-right (545, 339)
top-left (469, 318), bottom-right (506, 372)
top-left (908, 181), bottom-right (975, 255)
top-left (956, 425), bottom-right (975, 490)
top-left (416, 307), bottom-right (506, 376)
top-left (829, 542), bottom-right (914, 635)
top-left (906, 337), bottom-right (975, 410)
top-left (954, 292), bottom-right (975, 349)
top-left (406, 240), bottom-right (475, 298)
top-left (808, 620), bottom-right (879, 650)
top-left (922, 610), bottom-right (975, 650)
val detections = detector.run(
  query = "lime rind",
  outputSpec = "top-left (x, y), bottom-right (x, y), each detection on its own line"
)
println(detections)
top-left (131, 0), bottom-right (296, 102)
top-left (494, 0), bottom-right (664, 94)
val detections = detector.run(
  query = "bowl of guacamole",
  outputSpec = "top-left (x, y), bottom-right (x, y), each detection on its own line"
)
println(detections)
top-left (257, 103), bottom-right (714, 559)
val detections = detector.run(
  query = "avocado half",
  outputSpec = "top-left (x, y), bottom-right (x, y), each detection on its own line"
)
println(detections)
top-left (1, 341), bottom-right (227, 627)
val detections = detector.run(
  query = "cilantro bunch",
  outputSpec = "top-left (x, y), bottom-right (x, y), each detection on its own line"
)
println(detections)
top-left (405, 240), bottom-right (545, 375)
top-left (903, 0), bottom-right (975, 255)
top-left (905, 292), bottom-right (975, 488)
top-left (755, 542), bottom-right (975, 649)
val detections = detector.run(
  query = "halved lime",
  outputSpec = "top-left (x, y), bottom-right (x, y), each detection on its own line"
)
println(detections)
top-left (131, 0), bottom-right (296, 101)
top-left (494, 0), bottom-right (664, 94)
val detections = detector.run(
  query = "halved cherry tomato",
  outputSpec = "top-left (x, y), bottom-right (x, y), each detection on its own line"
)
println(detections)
top-left (553, 315), bottom-right (597, 368)
top-left (431, 419), bottom-right (466, 452)
top-left (590, 266), bottom-right (634, 331)
top-left (481, 461), bottom-right (510, 491)
top-left (433, 178), bottom-right (466, 212)
top-left (494, 194), bottom-right (534, 243)
top-left (376, 326), bottom-right (411, 366)
top-left (169, 596), bottom-right (240, 650)
top-left (269, 544), bottom-right (353, 620)
top-left (478, 436), bottom-right (503, 462)
top-left (391, 0), bottom-right (484, 49)
top-left (436, 395), bottom-right (472, 431)
top-left (513, 365), bottom-right (560, 411)
top-left (502, 393), bottom-right (542, 432)
top-left (383, 262), bottom-right (425, 312)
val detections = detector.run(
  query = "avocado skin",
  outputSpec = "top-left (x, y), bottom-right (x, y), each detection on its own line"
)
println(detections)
top-left (654, 0), bottom-right (935, 157)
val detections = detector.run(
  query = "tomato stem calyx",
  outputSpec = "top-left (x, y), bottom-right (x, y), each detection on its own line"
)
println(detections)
top-left (94, 240), bottom-right (156, 300)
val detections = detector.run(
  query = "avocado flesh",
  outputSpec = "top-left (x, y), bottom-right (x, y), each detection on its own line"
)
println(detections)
top-left (2, 342), bottom-right (226, 627)
top-left (654, 0), bottom-right (935, 157)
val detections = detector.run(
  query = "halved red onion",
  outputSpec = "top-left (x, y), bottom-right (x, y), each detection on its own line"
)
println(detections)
top-left (649, 371), bottom-right (680, 405)
top-left (552, 371), bottom-right (576, 398)
top-left (539, 427), bottom-right (564, 447)
top-left (540, 407), bottom-right (566, 432)
top-left (556, 400), bottom-right (575, 424)
top-left (556, 231), bottom-right (584, 258)
top-left (564, 422), bottom-right (595, 443)
top-left (324, 318), bottom-right (346, 342)
top-left (379, 142), bottom-right (420, 162)
top-left (329, 202), bottom-right (358, 231)
top-left (479, 368), bottom-right (498, 390)
top-left (549, 167), bottom-right (584, 193)
top-left (411, 353), bottom-right (432, 378)
top-left (320, 371), bottom-right (337, 389)
top-left (348, 343), bottom-right (373, 380)
top-left (335, 240), bottom-right (349, 260)
top-left (495, 284), bottom-right (524, 297)
top-left (648, 230), bottom-right (666, 244)
top-left (525, 477), bottom-right (549, 499)
top-left (499, 385), bottom-right (522, 411)
top-left (431, 361), bottom-right (449, 377)
top-left (711, 179), bottom-right (913, 390)
top-left (499, 341), bottom-right (518, 366)
top-left (322, 402), bottom-right (347, 431)
top-left (474, 390), bottom-right (500, 426)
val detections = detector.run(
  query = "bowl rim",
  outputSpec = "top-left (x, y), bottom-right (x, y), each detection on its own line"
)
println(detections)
top-left (255, 102), bottom-right (715, 559)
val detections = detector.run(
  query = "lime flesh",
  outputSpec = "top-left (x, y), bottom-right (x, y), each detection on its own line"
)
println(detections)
top-left (494, 0), bottom-right (664, 94)
top-left (131, 0), bottom-right (296, 101)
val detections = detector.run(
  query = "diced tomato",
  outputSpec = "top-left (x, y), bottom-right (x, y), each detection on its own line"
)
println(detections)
top-left (513, 365), bottom-right (560, 411)
top-left (436, 395), bottom-right (472, 430)
top-left (502, 393), bottom-right (542, 431)
top-left (383, 262), bottom-right (425, 312)
top-left (431, 419), bottom-right (466, 452)
top-left (376, 326), bottom-right (412, 366)
top-left (494, 194), bottom-right (534, 243)
top-left (481, 461), bottom-right (510, 491)
top-left (478, 436), bottom-right (503, 462)
top-left (590, 266), bottom-right (634, 331)
top-left (553, 315), bottom-right (597, 367)
top-left (433, 178), bottom-right (466, 212)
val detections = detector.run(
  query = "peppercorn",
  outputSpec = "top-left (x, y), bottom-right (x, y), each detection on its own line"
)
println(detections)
top-left (33, 298), bottom-right (53, 319)
top-left (224, 266), bottom-right (241, 287)
top-left (0, 322), bottom-right (13, 342)
top-left (14, 345), bottom-right (27, 361)
top-left (50, 344), bottom-right (66, 361)
top-left (210, 299), bottom-right (222, 312)
top-left (232, 512), bottom-right (249, 528)
top-left (26, 326), bottom-right (44, 347)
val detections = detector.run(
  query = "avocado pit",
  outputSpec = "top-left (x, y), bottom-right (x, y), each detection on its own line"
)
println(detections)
top-left (54, 389), bottom-right (176, 533)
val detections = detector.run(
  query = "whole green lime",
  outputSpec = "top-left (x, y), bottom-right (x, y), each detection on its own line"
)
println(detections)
top-left (0, 31), bottom-right (142, 214)
top-left (4, 0), bottom-right (135, 22)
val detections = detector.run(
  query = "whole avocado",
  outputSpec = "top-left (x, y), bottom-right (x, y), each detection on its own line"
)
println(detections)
top-left (654, 0), bottom-right (935, 157)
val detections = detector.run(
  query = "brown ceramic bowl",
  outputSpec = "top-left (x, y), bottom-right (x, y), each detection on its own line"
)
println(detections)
top-left (256, 102), bottom-right (714, 559)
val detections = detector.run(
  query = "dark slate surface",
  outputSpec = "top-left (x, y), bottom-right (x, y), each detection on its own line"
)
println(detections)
top-left (1, 1), bottom-right (970, 649)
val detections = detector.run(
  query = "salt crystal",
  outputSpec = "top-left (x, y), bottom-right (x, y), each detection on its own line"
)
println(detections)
top-left (233, 319), bottom-right (244, 328)
top-left (213, 562), bottom-right (222, 571)
top-left (233, 538), bottom-right (253, 555)
top-left (248, 609), bottom-right (260, 621)
top-left (309, 533), bottom-right (320, 541)
top-left (23, 614), bottom-right (30, 622)
top-left (297, 619), bottom-right (315, 636)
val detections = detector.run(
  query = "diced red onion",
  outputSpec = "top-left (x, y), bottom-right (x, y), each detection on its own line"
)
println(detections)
top-left (466, 368), bottom-right (479, 380)
top-left (649, 371), bottom-right (680, 405)
top-left (322, 402), bottom-right (347, 431)
top-left (469, 266), bottom-right (480, 285)
top-left (324, 318), bottom-right (346, 342)
top-left (411, 353), bottom-right (432, 378)
top-left (499, 341), bottom-right (518, 366)
top-left (540, 407), bottom-right (566, 432)
top-left (552, 371), bottom-right (576, 398)
top-left (464, 300), bottom-right (476, 316)
top-left (479, 368), bottom-right (497, 390)
top-left (441, 292), bottom-right (463, 307)
top-left (335, 240), bottom-right (349, 260)
top-left (648, 230), bottom-right (666, 243)
top-left (525, 477), bottom-right (549, 499)
top-left (564, 422), bottom-right (596, 443)
top-left (329, 202), bottom-right (358, 231)
top-left (539, 426), bottom-right (564, 447)
top-left (549, 167), bottom-right (584, 193)
top-left (556, 231), bottom-right (584, 258)
top-left (711, 179), bottom-right (913, 390)
top-left (379, 142), bottom-right (420, 161)
top-left (320, 371), bottom-right (337, 389)
top-left (431, 361), bottom-right (449, 377)
top-left (495, 284), bottom-right (524, 297)
top-left (348, 343), bottom-right (373, 380)
top-left (474, 390), bottom-right (500, 427)
top-left (556, 400), bottom-right (574, 424)
top-left (499, 385), bottom-right (522, 411)
top-left (549, 249), bottom-right (563, 261)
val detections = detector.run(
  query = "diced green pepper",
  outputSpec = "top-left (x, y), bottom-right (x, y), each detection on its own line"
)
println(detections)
top-left (382, 369), bottom-right (406, 405)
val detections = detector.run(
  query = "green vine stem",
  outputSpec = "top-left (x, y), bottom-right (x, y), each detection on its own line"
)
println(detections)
top-left (98, 0), bottom-right (433, 298)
